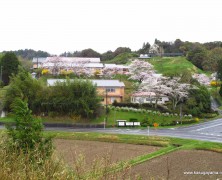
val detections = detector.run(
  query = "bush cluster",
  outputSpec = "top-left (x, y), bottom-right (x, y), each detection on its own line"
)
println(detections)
top-left (2, 69), bottom-right (101, 118)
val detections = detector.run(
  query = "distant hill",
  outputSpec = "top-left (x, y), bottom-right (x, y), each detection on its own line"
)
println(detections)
top-left (1, 49), bottom-right (50, 60)
top-left (104, 52), bottom-right (138, 64)
top-left (148, 56), bottom-right (203, 76)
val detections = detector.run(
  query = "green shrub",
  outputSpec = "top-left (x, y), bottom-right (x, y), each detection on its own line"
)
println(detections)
top-left (6, 98), bottom-right (53, 158)
top-left (129, 118), bottom-right (138, 122)
top-left (141, 118), bottom-right (149, 127)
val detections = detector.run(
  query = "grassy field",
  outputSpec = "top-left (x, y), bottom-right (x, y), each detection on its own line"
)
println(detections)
top-left (148, 56), bottom-right (203, 76)
top-left (93, 109), bottom-right (179, 126)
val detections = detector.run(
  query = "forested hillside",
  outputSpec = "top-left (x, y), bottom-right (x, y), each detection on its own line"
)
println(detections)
top-left (2, 49), bottom-right (50, 60)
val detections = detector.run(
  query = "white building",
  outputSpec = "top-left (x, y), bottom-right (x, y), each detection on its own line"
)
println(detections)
top-left (32, 57), bottom-right (129, 75)
top-left (32, 57), bottom-right (101, 69)
top-left (131, 92), bottom-right (169, 104)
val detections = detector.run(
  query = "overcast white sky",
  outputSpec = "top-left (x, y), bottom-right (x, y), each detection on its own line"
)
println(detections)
top-left (0, 0), bottom-right (221, 55)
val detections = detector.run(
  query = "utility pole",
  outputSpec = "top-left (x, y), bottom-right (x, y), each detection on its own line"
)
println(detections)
top-left (105, 88), bottom-right (108, 124)
top-left (0, 66), bottom-right (3, 82)
top-left (180, 103), bottom-right (183, 124)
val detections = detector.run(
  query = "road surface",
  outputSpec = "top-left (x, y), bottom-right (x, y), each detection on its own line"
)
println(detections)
top-left (45, 118), bottom-right (222, 143)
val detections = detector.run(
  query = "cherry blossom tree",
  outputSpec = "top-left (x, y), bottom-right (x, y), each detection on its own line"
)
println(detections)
top-left (192, 73), bottom-right (210, 86)
top-left (71, 60), bottom-right (90, 77)
top-left (139, 76), bottom-right (170, 108)
top-left (138, 76), bottom-right (193, 110)
top-left (128, 59), bottom-right (155, 82)
top-left (102, 67), bottom-right (117, 79)
top-left (46, 56), bottom-right (62, 76)
top-left (164, 77), bottom-right (192, 110)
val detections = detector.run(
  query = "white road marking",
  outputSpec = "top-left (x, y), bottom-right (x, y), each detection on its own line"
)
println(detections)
top-left (195, 123), bottom-right (222, 131)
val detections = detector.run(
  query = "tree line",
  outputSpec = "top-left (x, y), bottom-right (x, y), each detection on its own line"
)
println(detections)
top-left (60, 47), bottom-right (132, 61)
top-left (2, 39), bottom-right (222, 68)
top-left (2, 49), bottom-right (50, 60)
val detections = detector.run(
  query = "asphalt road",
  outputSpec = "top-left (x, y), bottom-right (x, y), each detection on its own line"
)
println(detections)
top-left (1, 118), bottom-right (222, 143)
top-left (45, 118), bottom-right (222, 143)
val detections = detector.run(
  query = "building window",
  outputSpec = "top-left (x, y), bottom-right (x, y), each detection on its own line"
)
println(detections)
top-left (106, 88), bottom-right (115, 92)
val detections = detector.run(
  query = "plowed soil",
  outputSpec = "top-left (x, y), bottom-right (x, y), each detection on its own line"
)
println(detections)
top-left (130, 150), bottom-right (222, 180)
top-left (54, 139), bottom-right (222, 179)
top-left (54, 139), bottom-right (160, 166)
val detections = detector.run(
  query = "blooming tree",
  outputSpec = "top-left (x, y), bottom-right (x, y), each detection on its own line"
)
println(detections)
top-left (128, 59), bottom-right (155, 82)
top-left (192, 73), bottom-right (210, 86)
top-left (45, 56), bottom-right (62, 76)
top-left (139, 76), bottom-right (170, 108)
top-left (164, 77), bottom-right (192, 110)
top-left (102, 67), bottom-right (118, 79)
top-left (71, 60), bottom-right (90, 77)
top-left (138, 76), bottom-right (193, 110)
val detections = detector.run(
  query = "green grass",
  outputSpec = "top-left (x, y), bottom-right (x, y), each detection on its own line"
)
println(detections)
top-left (148, 56), bottom-right (203, 76)
top-left (128, 145), bottom-right (178, 165)
top-left (92, 109), bottom-right (178, 126)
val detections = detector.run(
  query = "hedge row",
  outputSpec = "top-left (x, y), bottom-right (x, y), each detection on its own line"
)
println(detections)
top-left (112, 102), bottom-right (171, 113)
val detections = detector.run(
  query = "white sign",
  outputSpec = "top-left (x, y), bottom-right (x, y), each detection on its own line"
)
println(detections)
top-left (133, 122), bottom-right (140, 126)
top-left (126, 122), bottom-right (134, 126)
top-left (118, 122), bottom-right (125, 126)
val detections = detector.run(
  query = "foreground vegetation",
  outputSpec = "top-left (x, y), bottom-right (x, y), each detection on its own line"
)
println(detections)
top-left (1, 129), bottom-right (221, 179)
top-left (0, 134), bottom-right (135, 179)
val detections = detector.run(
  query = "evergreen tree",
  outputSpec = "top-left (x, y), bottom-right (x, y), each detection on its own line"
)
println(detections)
top-left (0, 52), bottom-right (20, 85)
top-left (6, 98), bottom-right (53, 157)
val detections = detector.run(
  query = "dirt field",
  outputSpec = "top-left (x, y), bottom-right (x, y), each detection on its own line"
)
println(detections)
top-left (54, 139), bottom-right (222, 180)
top-left (54, 139), bottom-right (160, 166)
top-left (130, 150), bottom-right (222, 180)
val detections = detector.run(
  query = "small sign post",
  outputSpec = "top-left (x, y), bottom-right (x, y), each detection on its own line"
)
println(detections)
top-left (147, 126), bottom-right (150, 136)
top-left (104, 118), bottom-right (106, 129)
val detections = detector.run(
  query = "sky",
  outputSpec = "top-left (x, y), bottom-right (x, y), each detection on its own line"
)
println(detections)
top-left (0, 0), bottom-right (222, 55)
